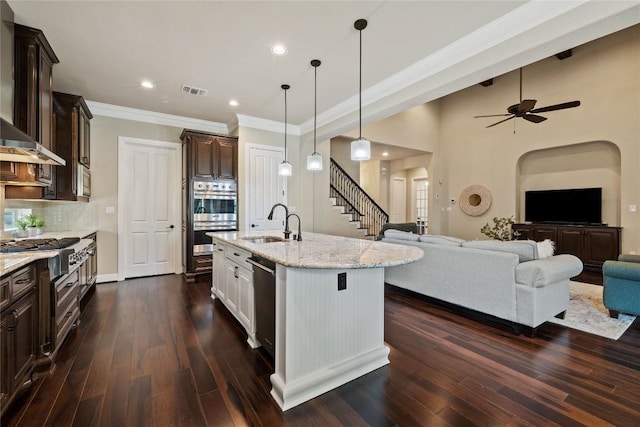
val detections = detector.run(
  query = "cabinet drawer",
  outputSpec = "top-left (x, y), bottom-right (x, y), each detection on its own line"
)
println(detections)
top-left (56, 305), bottom-right (79, 347)
top-left (55, 284), bottom-right (79, 324)
top-left (226, 247), bottom-right (251, 265)
top-left (11, 266), bottom-right (36, 300)
top-left (193, 255), bottom-right (213, 272)
top-left (55, 269), bottom-right (79, 309)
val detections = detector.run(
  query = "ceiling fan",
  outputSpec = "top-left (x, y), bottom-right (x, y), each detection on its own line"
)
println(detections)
top-left (474, 68), bottom-right (580, 128)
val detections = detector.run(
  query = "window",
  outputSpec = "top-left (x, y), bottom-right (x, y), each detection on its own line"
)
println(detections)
top-left (3, 208), bottom-right (32, 232)
top-left (415, 179), bottom-right (428, 234)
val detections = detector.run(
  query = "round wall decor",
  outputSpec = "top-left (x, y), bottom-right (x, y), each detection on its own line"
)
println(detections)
top-left (459, 185), bottom-right (492, 216)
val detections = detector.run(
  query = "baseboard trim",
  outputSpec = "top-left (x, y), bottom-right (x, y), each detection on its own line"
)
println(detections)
top-left (97, 273), bottom-right (118, 283)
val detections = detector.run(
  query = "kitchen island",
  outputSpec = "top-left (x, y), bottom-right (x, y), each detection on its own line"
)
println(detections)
top-left (208, 230), bottom-right (423, 411)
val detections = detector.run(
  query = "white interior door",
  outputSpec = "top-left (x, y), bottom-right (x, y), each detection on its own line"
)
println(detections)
top-left (119, 137), bottom-right (180, 279)
top-left (247, 144), bottom-right (286, 231)
top-left (390, 176), bottom-right (407, 223)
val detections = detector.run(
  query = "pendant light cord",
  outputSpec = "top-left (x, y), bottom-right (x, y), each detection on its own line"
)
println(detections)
top-left (314, 65), bottom-right (317, 152)
top-left (284, 86), bottom-right (288, 161)
top-left (358, 26), bottom-right (362, 139)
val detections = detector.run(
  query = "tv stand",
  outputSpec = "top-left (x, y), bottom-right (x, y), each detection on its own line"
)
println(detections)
top-left (513, 223), bottom-right (621, 285)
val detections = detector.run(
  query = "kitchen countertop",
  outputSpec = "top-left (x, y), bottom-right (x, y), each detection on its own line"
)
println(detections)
top-left (208, 230), bottom-right (423, 269)
top-left (0, 229), bottom-right (97, 276)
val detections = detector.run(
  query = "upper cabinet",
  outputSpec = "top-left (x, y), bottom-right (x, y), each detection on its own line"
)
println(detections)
top-left (51, 92), bottom-right (92, 201)
top-left (181, 130), bottom-right (238, 181)
top-left (4, 24), bottom-right (59, 198)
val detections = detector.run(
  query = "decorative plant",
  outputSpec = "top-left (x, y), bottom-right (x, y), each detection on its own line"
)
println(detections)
top-left (16, 217), bottom-right (30, 231)
top-left (25, 213), bottom-right (43, 228)
top-left (481, 216), bottom-right (521, 241)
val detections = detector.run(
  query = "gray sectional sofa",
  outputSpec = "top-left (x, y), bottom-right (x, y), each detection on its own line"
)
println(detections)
top-left (382, 230), bottom-right (583, 328)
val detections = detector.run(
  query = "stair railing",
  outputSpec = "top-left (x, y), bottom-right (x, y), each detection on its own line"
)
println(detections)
top-left (330, 158), bottom-right (388, 237)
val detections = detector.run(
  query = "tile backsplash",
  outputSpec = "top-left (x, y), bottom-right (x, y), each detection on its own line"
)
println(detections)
top-left (4, 200), bottom-right (98, 232)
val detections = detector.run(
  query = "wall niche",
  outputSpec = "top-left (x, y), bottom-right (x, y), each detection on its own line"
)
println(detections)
top-left (516, 141), bottom-right (621, 225)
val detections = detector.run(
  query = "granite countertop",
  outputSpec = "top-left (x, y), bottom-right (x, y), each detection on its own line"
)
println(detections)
top-left (0, 229), bottom-right (97, 276)
top-left (207, 230), bottom-right (423, 269)
top-left (0, 250), bottom-right (59, 276)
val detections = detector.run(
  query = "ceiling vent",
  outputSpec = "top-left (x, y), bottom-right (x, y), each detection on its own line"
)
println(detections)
top-left (180, 84), bottom-right (208, 96)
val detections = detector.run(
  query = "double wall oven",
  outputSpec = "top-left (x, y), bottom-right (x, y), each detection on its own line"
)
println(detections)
top-left (192, 179), bottom-right (237, 255)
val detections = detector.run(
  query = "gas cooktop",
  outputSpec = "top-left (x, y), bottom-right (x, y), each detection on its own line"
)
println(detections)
top-left (0, 237), bottom-right (81, 254)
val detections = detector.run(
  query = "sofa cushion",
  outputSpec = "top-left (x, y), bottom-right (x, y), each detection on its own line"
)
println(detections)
top-left (418, 235), bottom-right (464, 246)
top-left (462, 239), bottom-right (539, 262)
top-left (384, 229), bottom-right (420, 241)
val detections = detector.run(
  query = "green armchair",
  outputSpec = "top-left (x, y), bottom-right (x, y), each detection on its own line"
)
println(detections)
top-left (603, 254), bottom-right (640, 318)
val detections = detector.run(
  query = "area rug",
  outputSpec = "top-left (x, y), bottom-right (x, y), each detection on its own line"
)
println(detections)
top-left (548, 281), bottom-right (636, 340)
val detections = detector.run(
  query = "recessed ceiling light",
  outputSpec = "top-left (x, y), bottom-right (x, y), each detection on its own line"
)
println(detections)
top-left (229, 99), bottom-right (239, 107)
top-left (382, 151), bottom-right (389, 157)
top-left (140, 80), bottom-right (154, 89)
top-left (271, 44), bottom-right (287, 56)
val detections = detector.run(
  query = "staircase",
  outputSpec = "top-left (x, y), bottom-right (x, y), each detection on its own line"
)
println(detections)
top-left (329, 159), bottom-right (388, 239)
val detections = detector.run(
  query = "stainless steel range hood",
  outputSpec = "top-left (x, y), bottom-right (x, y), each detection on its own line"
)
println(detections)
top-left (1, 118), bottom-right (66, 166)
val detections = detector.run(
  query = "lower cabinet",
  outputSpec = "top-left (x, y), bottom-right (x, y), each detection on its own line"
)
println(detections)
top-left (1, 264), bottom-right (38, 417)
top-left (513, 223), bottom-right (621, 285)
top-left (211, 240), bottom-right (257, 346)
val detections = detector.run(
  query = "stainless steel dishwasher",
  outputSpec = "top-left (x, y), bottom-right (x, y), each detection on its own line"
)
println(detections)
top-left (247, 255), bottom-right (276, 358)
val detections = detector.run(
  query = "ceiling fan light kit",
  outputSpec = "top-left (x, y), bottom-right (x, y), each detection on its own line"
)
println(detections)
top-left (474, 68), bottom-right (581, 128)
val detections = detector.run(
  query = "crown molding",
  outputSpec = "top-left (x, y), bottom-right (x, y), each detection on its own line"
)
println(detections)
top-left (85, 101), bottom-right (228, 134)
top-left (236, 114), bottom-right (301, 136)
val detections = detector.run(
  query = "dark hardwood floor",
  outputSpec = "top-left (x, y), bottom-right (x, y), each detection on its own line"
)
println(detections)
top-left (4, 274), bottom-right (640, 426)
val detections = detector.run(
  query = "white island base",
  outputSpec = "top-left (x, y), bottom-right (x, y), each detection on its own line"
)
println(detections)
top-left (270, 265), bottom-right (389, 411)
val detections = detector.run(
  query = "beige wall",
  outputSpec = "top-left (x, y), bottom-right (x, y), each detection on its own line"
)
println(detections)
top-left (236, 126), bottom-right (301, 231)
top-left (91, 116), bottom-right (183, 277)
top-left (438, 25), bottom-right (639, 251)
top-left (311, 25), bottom-right (639, 251)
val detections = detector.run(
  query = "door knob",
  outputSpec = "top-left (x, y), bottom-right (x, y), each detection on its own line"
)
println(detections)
top-left (251, 224), bottom-right (257, 228)
top-left (167, 225), bottom-right (175, 229)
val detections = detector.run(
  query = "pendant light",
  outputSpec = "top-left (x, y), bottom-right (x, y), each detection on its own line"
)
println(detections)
top-left (307, 59), bottom-right (323, 171)
top-left (278, 84), bottom-right (293, 176)
top-left (351, 18), bottom-right (371, 161)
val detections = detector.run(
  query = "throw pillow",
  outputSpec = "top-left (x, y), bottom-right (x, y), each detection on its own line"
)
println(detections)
top-left (384, 229), bottom-right (420, 241)
top-left (537, 239), bottom-right (555, 258)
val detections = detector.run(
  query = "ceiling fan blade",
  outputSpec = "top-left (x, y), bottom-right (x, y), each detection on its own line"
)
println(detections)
top-left (486, 116), bottom-right (515, 128)
top-left (530, 100), bottom-right (580, 113)
top-left (474, 114), bottom-right (512, 118)
top-left (518, 99), bottom-right (537, 113)
top-left (522, 114), bottom-right (547, 123)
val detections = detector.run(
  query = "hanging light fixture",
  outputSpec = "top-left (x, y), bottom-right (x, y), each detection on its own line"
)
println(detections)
top-left (351, 18), bottom-right (371, 161)
top-left (307, 59), bottom-right (323, 171)
top-left (278, 84), bottom-right (293, 176)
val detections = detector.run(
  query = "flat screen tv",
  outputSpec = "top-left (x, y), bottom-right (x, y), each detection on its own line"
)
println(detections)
top-left (525, 188), bottom-right (602, 224)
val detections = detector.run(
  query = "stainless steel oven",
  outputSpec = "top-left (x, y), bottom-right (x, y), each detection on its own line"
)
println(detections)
top-left (192, 180), bottom-right (237, 255)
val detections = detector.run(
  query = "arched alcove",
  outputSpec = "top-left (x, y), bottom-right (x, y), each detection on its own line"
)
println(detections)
top-left (516, 141), bottom-right (621, 225)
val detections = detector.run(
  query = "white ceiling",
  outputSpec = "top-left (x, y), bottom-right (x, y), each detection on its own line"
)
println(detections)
top-left (7, 1), bottom-right (640, 140)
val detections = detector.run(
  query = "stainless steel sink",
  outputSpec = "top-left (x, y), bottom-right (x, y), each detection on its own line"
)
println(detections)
top-left (240, 236), bottom-right (285, 244)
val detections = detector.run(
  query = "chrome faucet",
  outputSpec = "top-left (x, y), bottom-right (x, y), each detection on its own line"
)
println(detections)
top-left (287, 214), bottom-right (302, 241)
top-left (267, 203), bottom-right (291, 239)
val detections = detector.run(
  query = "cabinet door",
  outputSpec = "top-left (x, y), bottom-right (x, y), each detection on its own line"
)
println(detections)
top-left (1, 315), bottom-right (10, 410)
top-left (89, 245), bottom-right (98, 285)
top-left (212, 245), bottom-right (225, 296)
top-left (584, 228), bottom-right (620, 267)
top-left (216, 138), bottom-right (237, 180)
top-left (512, 224), bottom-right (533, 240)
top-left (224, 261), bottom-right (238, 313)
top-left (557, 227), bottom-right (584, 259)
top-left (78, 107), bottom-right (90, 168)
top-left (236, 267), bottom-right (254, 331)
top-left (193, 137), bottom-right (216, 179)
top-left (533, 226), bottom-right (557, 242)
top-left (36, 53), bottom-right (54, 185)
top-left (10, 290), bottom-right (37, 394)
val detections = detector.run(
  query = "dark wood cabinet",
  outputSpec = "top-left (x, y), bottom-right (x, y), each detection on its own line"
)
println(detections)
top-left (50, 92), bottom-right (92, 201)
top-left (182, 130), bottom-right (238, 181)
top-left (4, 24), bottom-right (59, 198)
top-left (0, 265), bottom-right (38, 417)
top-left (513, 223), bottom-right (621, 285)
top-left (180, 130), bottom-right (238, 281)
